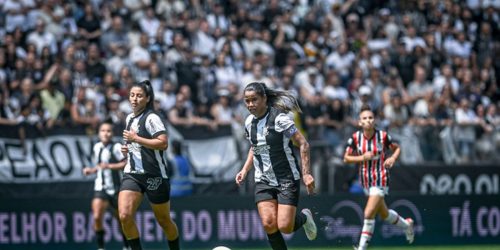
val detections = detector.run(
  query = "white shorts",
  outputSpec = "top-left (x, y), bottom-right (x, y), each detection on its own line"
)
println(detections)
top-left (364, 186), bottom-right (389, 197)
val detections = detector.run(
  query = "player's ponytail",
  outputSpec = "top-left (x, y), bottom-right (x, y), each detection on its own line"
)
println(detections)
top-left (244, 82), bottom-right (302, 113)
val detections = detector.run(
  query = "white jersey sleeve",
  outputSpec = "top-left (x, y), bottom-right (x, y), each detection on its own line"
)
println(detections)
top-left (274, 112), bottom-right (295, 133)
top-left (145, 113), bottom-right (167, 137)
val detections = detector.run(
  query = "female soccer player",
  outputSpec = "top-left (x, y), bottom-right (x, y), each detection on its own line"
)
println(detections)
top-left (82, 121), bottom-right (129, 250)
top-left (344, 104), bottom-right (414, 250)
top-left (235, 82), bottom-right (317, 250)
top-left (120, 80), bottom-right (180, 250)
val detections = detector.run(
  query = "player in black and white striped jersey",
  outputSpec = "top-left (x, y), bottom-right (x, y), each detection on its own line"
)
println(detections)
top-left (82, 121), bottom-right (129, 250)
top-left (120, 80), bottom-right (179, 250)
top-left (235, 82), bottom-right (317, 250)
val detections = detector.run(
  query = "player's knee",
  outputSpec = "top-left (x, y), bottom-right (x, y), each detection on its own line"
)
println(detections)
top-left (119, 210), bottom-right (134, 224)
top-left (93, 208), bottom-right (103, 218)
top-left (278, 223), bottom-right (293, 234)
top-left (261, 219), bottom-right (277, 232)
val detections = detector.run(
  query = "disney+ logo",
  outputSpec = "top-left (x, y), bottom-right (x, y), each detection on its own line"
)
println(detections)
top-left (320, 199), bottom-right (424, 242)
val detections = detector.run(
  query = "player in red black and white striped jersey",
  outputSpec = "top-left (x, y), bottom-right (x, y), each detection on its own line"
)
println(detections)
top-left (344, 104), bottom-right (414, 250)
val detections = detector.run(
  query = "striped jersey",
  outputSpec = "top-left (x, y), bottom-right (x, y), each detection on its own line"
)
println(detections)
top-left (92, 141), bottom-right (124, 195)
top-left (244, 107), bottom-right (301, 186)
top-left (124, 110), bottom-right (169, 178)
top-left (345, 129), bottom-right (394, 188)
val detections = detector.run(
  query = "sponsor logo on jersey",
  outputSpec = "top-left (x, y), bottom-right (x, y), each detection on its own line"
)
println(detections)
top-left (253, 144), bottom-right (270, 155)
top-left (276, 120), bottom-right (287, 130)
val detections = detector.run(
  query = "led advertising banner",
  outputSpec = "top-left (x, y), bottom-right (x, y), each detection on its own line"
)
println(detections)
top-left (1, 194), bottom-right (498, 249)
top-left (334, 165), bottom-right (500, 195)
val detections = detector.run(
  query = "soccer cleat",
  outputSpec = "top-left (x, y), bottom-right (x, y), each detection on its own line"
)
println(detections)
top-left (352, 245), bottom-right (358, 250)
top-left (405, 218), bottom-right (415, 244)
top-left (301, 208), bottom-right (317, 240)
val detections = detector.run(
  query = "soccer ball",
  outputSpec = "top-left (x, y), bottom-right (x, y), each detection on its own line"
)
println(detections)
top-left (212, 247), bottom-right (231, 250)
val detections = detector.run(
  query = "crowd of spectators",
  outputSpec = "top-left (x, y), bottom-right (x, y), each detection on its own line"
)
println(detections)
top-left (0, 0), bottom-right (499, 164)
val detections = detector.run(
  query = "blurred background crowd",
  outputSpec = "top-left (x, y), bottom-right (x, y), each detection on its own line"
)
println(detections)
top-left (0, 0), bottom-right (499, 165)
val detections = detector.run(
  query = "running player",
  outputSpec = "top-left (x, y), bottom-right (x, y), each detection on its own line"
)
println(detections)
top-left (120, 80), bottom-right (180, 250)
top-left (235, 82), bottom-right (317, 250)
top-left (344, 104), bottom-right (414, 250)
top-left (82, 121), bottom-right (129, 250)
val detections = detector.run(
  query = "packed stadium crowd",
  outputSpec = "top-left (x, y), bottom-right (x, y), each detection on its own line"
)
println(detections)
top-left (0, 0), bottom-right (499, 164)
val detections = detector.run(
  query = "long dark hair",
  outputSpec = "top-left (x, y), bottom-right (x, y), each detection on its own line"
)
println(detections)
top-left (131, 79), bottom-right (155, 111)
top-left (244, 82), bottom-right (302, 113)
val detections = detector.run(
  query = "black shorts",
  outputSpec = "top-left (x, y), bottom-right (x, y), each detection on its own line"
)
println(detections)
top-left (255, 180), bottom-right (300, 206)
top-left (93, 191), bottom-right (118, 209)
top-left (120, 173), bottom-right (171, 204)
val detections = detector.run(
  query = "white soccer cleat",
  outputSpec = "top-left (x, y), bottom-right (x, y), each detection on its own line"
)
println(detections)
top-left (301, 208), bottom-right (317, 240)
top-left (405, 218), bottom-right (415, 244)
